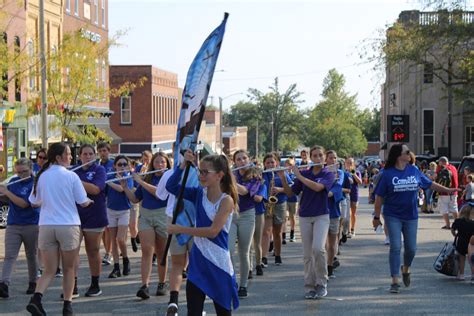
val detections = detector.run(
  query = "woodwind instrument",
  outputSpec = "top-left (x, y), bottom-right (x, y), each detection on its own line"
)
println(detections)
top-left (266, 172), bottom-right (278, 216)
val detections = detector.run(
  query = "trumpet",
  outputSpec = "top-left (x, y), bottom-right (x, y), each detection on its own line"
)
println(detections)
top-left (266, 172), bottom-right (278, 217)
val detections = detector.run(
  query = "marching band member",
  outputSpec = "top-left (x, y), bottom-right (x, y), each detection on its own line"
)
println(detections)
top-left (26, 143), bottom-right (92, 316)
top-left (0, 158), bottom-right (39, 299)
top-left (122, 152), bottom-right (171, 299)
top-left (106, 156), bottom-right (133, 279)
top-left (280, 145), bottom-right (335, 299)
top-left (74, 144), bottom-right (108, 297)
top-left (167, 150), bottom-right (239, 316)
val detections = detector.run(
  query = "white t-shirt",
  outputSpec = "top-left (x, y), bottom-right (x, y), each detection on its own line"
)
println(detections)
top-left (29, 165), bottom-right (90, 226)
top-left (156, 169), bottom-right (176, 218)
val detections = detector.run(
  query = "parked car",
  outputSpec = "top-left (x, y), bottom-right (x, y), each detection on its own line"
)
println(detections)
top-left (0, 195), bottom-right (9, 229)
top-left (457, 155), bottom-right (474, 189)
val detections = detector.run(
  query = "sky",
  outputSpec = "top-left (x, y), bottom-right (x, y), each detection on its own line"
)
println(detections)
top-left (108, 0), bottom-right (473, 111)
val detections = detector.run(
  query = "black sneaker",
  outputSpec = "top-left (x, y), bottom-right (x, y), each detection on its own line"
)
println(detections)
top-left (136, 285), bottom-right (150, 300)
top-left (237, 287), bottom-right (247, 297)
top-left (108, 266), bottom-right (121, 279)
top-left (401, 266), bottom-right (411, 287)
top-left (275, 256), bottom-right (282, 266)
top-left (55, 268), bottom-right (63, 278)
top-left (268, 241), bottom-right (274, 253)
top-left (389, 283), bottom-right (400, 293)
top-left (333, 258), bottom-right (340, 269)
top-left (62, 302), bottom-right (73, 316)
top-left (60, 287), bottom-right (79, 299)
top-left (248, 270), bottom-right (253, 279)
top-left (131, 238), bottom-right (138, 253)
top-left (85, 284), bottom-right (102, 297)
top-left (0, 282), bottom-right (9, 298)
top-left (328, 265), bottom-right (335, 279)
top-left (261, 257), bottom-right (268, 268)
top-left (26, 298), bottom-right (47, 316)
top-left (26, 282), bottom-right (36, 295)
top-left (256, 265), bottom-right (263, 276)
top-left (156, 282), bottom-right (168, 296)
top-left (122, 258), bottom-right (130, 276)
top-left (341, 233), bottom-right (348, 244)
top-left (282, 238), bottom-right (287, 245)
top-left (166, 303), bottom-right (178, 316)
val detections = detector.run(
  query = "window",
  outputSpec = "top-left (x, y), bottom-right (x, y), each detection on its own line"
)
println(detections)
top-left (101, 0), bottom-right (105, 28)
top-left (94, 0), bottom-right (99, 25)
top-left (14, 36), bottom-right (21, 101)
top-left (74, 0), bottom-right (79, 16)
top-left (28, 40), bottom-right (35, 90)
top-left (101, 61), bottom-right (106, 100)
top-left (2, 33), bottom-right (8, 98)
top-left (423, 109), bottom-right (435, 155)
top-left (120, 96), bottom-right (131, 124)
top-left (66, 0), bottom-right (70, 13)
top-left (465, 126), bottom-right (474, 155)
top-left (424, 63), bottom-right (433, 84)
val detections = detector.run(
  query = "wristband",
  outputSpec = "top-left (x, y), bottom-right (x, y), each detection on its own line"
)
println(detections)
top-left (373, 216), bottom-right (380, 220)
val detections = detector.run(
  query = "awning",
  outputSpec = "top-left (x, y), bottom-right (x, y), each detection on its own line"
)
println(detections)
top-left (96, 124), bottom-right (122, 145)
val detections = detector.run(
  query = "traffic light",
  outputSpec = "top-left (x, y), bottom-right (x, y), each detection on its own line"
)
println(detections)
top-left (387, 115), bottom-right (409, 143)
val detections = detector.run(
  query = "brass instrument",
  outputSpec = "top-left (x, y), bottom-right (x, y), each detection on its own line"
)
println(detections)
top-left (266, 172), bottom-right (279, 216)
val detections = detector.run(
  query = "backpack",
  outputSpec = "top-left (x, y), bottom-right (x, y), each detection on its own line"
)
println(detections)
top-left (437, 167), bottom-right (452, 188)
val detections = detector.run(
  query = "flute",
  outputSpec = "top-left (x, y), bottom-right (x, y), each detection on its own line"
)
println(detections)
top-left (231, 163), bottom-right (254, 172)
top-left (105, 168), bottom-right (168, 184)
top-left (69, 159), bottom-right (97, 172)
top-left (2, 176), bottom-right (32, 186)
top-left (106, 168), bottom-right (133, 175)
top-left (262, 162), bottom-right (338, 173)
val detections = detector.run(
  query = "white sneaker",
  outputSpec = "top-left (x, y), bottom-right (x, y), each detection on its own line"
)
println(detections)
top-left (384, 237), bottom-right (390, 245)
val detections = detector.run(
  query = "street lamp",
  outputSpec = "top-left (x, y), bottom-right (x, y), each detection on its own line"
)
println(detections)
top-left (218, 92), bottom-right (244, 154)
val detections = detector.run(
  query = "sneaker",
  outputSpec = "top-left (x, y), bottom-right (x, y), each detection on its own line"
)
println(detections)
top-left (131, 238), bottom-right (138, 253)
top-left (0, 282), bottom-right (9, 298)
top-left (314, 284), bottom-right (327, 298)
top-left (27, 298), bottom-right (47, 316)
top-left (401, 266), bottom-right (411, 287)
top-left (85, 284), bottom-right (102, 297)
top-left (341, 233), bottom-right (348, 243)
top-left (350, 230), bottom-right (356, 238)
top-left (456, 274), bottom-right (465, 281)
top-left (122, 258), bottom-right (130, 276)
top-left (248, 270), bottom-right (253, 279)
top-left (268, 241), bottom-right (274, 253)
top-left (156, 282), bottom-right (168, 296)
top-left (289, 236), bottom-right (296, 242)
top-left (136, 235), bottom-right (141, 244)
top-left (60, 287), bottom-right (79, 299)
top-left (26, 282), bottom-right (36, 295)
top-left (333, 258), bottom-right (340, 269)
top-left (108, 266), bottom-right (121, 279)
top-left (441, 225), bottom-right (450, 230)
top-left (55, 268), bottom-right (63, 278)
top-left (282, 239), bottom-right (287, 245)
top-left (256, 265), bottom-right (264, 276)
top-left (328, 266), bottom-right (335, 279)
top-left (63, 302), bottom-right (73, 316)
top-left (102, 254), bottom-right (112, 266)
top-left (275, 256), bottom-right (282, 266)
top-left (166, 303), bottom-right (178, 316)
top-left (152, 254), bottom-right (158, 266)
top-left (237, 287), bottom-right (247, 298)
top-left (261, 257), bottom-right (268, 268)
top-left (384, 237), bottom-right (390, 245)
top-left (389, 283), bottom-right (400, 293)
top-left (346, 232), bottom-right (352, 239)
top-left (136, 285), bottom-right (150, 300)
top-left (304, 290), bottom-right (317, 299)
top-left (36, 269), bottom-right (43, 278)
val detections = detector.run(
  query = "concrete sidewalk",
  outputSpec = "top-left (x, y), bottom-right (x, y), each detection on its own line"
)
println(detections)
top-left (0, 188), bottom-right (473, 315)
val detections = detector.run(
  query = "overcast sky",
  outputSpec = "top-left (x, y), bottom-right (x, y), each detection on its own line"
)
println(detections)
top-left (108, 0), bottom-right (474, 111)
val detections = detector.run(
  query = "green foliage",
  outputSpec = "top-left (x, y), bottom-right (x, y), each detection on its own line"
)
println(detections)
top-left (300, 69), bottom-right (368, 156)
top-left (356, 107), bottom-right (381, 142)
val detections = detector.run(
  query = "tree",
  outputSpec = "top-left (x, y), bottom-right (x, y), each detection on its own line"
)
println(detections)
top-left (247, 78), bottom-right (303, 155)
top-left (356, 107), bottom-right (381, 142)
top-left (301, 69), bottom-right (368, 156)
top-left (226, 100), bottom-right (261, 157)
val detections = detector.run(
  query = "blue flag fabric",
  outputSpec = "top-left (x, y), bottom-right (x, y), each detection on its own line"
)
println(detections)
top-left (173, 13), bottom-right (229, 244)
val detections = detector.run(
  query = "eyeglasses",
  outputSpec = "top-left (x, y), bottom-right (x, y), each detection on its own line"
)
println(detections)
top-left (197, 168), bottom-right (216, 176)
top-left (37, 156), bottom-right (46, 160)
top-left (116, 163), bottom-right (128, 167)
top-left (403, 150), bottom-right (411, 155)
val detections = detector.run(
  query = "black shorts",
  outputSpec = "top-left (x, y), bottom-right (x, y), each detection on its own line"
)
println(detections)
top-left (455, 238), bottom-right (469, 256)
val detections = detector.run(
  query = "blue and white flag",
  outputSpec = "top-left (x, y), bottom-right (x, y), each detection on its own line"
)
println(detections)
top-left (173, 13), bottom-right (229, 245)
top-left (174, 13), bottom-right (228, 162)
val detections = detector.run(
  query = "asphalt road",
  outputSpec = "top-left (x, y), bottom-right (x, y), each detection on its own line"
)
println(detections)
top-left (0, 188), bottom-right (473, 315)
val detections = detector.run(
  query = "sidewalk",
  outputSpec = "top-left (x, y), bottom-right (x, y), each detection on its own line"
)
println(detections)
top-left (0, 188), bottom-right (472, 315)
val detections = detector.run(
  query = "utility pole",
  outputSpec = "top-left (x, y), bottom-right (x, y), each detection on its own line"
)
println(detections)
top-left (219, 97), bottom-right (223, 154)
top-left (39, 0), bottom-right (48, 149)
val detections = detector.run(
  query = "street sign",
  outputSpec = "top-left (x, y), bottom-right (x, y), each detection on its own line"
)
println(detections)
top-left (387, 115), bottom-right (409, 143)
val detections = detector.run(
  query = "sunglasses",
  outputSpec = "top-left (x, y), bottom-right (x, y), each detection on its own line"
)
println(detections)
top-left (198, 168), bottom-right (216, 176)
top-left (404, 150), bottom-right (411, 155)
top-left (38, 156), bottom-right (46, 160)
top-left (116, 163), bottom-right (128, 167)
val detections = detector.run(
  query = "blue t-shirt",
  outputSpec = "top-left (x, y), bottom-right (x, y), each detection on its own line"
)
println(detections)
top-left (100, 159), bottom-right (115, 180)
top-left (75, 164), bottom-right (108, 228)
top-left (135, 175), bottom-right (168, 209)
top-left (328, 169), bottom-right (344, 219)
top-left (374, 165), bottom-right (432, 220)
top-left (287, 173), bottom-right (298, 203)
top-left (6, 177), bottom-right (40, 225)
top-left (106, 176), bottom-right (134, 211)
top-left (255, 183), bottom-right (268, 215)
top-left (33, 163), bottom-right (41, 176)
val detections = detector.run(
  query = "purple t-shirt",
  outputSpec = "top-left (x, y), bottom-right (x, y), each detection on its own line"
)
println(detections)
top-left (349, 171), bottom-right (361, 202)
top-left (75, 164), bottom-right (108, 229)
top-left (291, 167), bottom-right (335, 217)
top-left (234, 171), bottom-right (260, 212)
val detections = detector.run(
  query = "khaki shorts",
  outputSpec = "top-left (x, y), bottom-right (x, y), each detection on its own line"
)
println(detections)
top-left (38, 225), bottom-right (81, 251)
top-left (266, 202), bottom-right (286, 225)
top-left (107, 209), bottom-right (130, 227)
top-left (139, 206), bottom-right (168, 238)
top-left (287, 202), bottom-right (297, 216)
top-left (167, 217), bottom-right (193, 255)
top-left (436, 195), bottom-right (458, 214)
top-left (328, 217), bottom-right (340, 235)
top-left (82, 227), bottom-right (106, 233)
